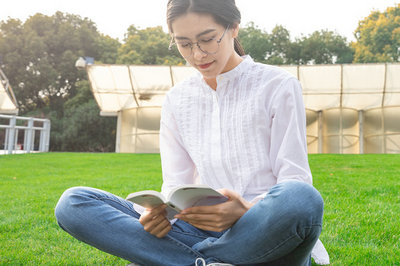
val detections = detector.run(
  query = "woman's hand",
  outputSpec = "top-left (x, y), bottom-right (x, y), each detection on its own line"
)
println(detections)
top-left (139, 204), bottom-right (172, 238)
top-left (174, 189), bottom-right (254, 232)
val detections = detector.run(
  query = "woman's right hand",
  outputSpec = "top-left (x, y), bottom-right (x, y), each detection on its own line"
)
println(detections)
top-left (139, 204), bottom-right (172, 238)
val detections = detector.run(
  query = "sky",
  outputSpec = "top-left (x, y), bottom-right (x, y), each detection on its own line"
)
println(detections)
top-left (0, 0), bottom-right (399, 42)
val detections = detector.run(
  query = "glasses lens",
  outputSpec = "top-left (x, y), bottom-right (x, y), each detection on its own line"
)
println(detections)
top-left (198, 38), bottom-right (219, 54)
top-left (175, 42), bottom-right (192, 57)
top-left (173, 27), bottom-right (226, 57)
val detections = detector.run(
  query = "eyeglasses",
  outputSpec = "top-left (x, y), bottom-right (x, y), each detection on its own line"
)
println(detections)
top-left (169, 25), bottom-right (230, 57)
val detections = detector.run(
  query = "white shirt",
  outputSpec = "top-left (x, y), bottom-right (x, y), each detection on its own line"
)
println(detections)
top-left (159, 56), bottom-right (312, 203)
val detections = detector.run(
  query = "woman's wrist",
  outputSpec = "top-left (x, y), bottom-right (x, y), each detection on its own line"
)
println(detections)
top-left (242, 199), bottom-right (255, 212)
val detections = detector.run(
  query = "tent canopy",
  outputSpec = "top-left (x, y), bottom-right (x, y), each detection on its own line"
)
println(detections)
top-left (87, 63), bottom-right (400, 114)
top-left (87, 62), bottom-right (400, 154)
top-left (87, 65), bottom-right (196, 115)
top-left (0, 69), bottom-right (18, 115)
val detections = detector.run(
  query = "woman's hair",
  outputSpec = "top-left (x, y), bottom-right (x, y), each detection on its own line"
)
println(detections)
top-left (167, 0), bottom-right (245, 56)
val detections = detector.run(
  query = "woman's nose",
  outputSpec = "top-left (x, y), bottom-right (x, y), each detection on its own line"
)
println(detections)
top-left (192, 45), bottom-right (207, 60)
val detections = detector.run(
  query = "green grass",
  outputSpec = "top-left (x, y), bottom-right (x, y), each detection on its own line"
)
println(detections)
top-left (0, 153), bottom-right (399, 265)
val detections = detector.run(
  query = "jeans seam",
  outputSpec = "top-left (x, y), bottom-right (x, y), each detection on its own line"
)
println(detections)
top-left (171, 231), bottom-right (209, 240)
top-left (170, 228), bottom-right (210, 240)
top-left (165, 234), bottom-right (205, 259)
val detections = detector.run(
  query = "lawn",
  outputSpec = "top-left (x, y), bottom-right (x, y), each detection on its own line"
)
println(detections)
top-left (0, 153), bottom-right (399, 265)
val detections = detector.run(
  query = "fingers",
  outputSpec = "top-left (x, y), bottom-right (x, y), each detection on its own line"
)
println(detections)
top-left (139, 204), bottom-right (167, 225)
top-left (176, 206), bottom-right (231, 232)
top-left (181, 204), bottom-right (224, 215)
top-left (139, 205), bottom-right (172, 238)
top-left (155, 221), bottom-right (172, 238)
top-left (176, 212), bottom-right (230, 232)
top-left (174, 192), bottom-right (251, 232)
top-left (176, 212), bottom-right (220, 223)
top-left (145, 215), bottom-right (171, 238)
top-left (187, 222), bottom-right (227, 232)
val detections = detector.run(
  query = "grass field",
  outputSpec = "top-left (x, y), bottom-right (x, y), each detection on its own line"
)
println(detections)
top-left (0, 153), bottom-right (399, 265)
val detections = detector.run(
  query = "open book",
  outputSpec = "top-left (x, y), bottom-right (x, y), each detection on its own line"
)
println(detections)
top-left (126, 184), bottom-right (228, 219)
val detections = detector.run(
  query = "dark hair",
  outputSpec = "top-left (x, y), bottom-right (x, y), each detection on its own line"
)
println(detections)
top-left (167, 0), bottom-right (245, 56)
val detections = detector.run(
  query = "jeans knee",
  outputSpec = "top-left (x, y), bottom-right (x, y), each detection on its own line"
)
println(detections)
top-left (54, 186), bottom-right (90, 229)
top-left (293, 181), bottom-right (323, 212)
top-left (270, 181), bottom-right (324, 224)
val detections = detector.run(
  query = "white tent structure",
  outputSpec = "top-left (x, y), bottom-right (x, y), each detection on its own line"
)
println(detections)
top-left (0, 68), bottom-right (18, 115)
top-left (0, 68), bottom-right (50, 155)
top-left (87, 63), bottom-right (400, 154)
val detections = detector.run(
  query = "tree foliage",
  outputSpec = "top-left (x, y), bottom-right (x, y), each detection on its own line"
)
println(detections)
top-left (296, 30), bottom-right (354, 64)
top-left (0, 12), bottom-right (120, 114)
top-left (238, 23), bottom-right (353, 65)
top-left (60, 81), bottom-right (116, 152)
top-left (238, 22), bottom-right (271, 63)
top-left (97, 35), bottom-right (121, 64)
top-left (352, 4), bottom-right (400, 63)
top-left (0, 12), bottom-right (120, 151)
top-left (117, 25), bottom-right (185, 65)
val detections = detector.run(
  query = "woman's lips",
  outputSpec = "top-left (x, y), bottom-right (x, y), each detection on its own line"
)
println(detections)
top-left (198, 62), bottom-right (213, 69)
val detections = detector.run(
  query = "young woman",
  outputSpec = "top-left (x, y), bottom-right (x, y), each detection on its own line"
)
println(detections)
top-left (55, 0), bottom-right (324, 265)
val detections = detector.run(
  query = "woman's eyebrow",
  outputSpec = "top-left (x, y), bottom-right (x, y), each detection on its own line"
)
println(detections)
top-left (174, 29), bottom-right (217, 40)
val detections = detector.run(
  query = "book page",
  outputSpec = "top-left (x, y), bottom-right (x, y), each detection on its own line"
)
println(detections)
top-left (126, 191), bottom-right (179, 220)
top-left (126, 191), bottom-right (165, 209)
top-left (168, 186), bottom-right (227, 211)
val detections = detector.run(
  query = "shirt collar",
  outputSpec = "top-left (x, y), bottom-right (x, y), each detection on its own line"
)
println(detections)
top-left (197, 55), bottom-right (254, 89)
top-left (217, 55), bottom-right (253, 81)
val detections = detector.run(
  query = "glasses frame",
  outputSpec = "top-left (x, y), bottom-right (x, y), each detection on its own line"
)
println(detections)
top-left (169, 24), bottom-right (231, 57)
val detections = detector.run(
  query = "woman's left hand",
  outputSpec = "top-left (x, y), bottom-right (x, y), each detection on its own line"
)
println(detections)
top-left (174, 189), bottom-right (254, 232)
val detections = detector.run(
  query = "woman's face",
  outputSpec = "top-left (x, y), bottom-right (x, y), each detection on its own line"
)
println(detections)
top-left (171, 12), bottom-right (240, 81)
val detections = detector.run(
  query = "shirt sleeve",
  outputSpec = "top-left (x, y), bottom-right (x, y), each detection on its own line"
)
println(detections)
top-left (159, 94), bottom-right (197, 197)
top-left (268, 77), bottom-right (313, 185)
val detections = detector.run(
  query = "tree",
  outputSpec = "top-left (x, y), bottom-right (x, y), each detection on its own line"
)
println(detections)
top-left (238, 22), bottom-right (270, 63)
top-left (239, 23), bottom-right (298, 65)
top-left (97, 34), bottom-right (121, 64)
top-left (352, 4), bottom-right (400, 63)
top-left (59, 80), bottom-right (116, 152)
top-left (0, 12), bottom-right (120, 114)
top-left (265, 25), bottom-right (292, 65)
top-left (297, 30), bottom-right (354, 64)
top-left (0, 12), bottom-right (121, 151)
top-left (117, 25), bottom-right (185, 65)
top-left (238, 23), bottom-right (353, 65)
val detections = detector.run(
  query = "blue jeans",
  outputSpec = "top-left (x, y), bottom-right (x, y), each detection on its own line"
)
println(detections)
top-left (55, 181), bottom-right (323, 266)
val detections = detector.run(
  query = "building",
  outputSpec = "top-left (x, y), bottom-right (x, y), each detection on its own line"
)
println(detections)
top-left (86, 63), bottom-right (400, 154)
